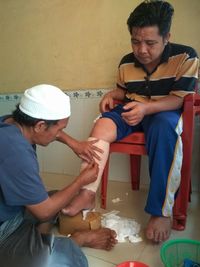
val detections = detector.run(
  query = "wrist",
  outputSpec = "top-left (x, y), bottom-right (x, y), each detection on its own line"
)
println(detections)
top-left (144, 102), bottom-right (153, 115)
top-left (74, 175), bottom-right (84, 188)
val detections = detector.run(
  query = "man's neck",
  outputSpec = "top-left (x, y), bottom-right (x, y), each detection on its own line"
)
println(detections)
top-left (5, 117), bottom-right (33, 144)
top-left (144, 57), bottom-right (161, 74)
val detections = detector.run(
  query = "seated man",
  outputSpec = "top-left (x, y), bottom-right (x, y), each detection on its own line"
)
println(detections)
top-left (0, 84), bottom-right (117, 267)
top-left (62, 0), bottom-right (199, 243)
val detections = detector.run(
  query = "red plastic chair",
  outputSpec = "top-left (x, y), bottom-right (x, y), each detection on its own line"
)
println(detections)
top-left (101, 93), bottom-right (200, 231)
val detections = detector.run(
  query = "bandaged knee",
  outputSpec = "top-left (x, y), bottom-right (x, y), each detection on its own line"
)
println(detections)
top-left (82, 137), bottom-right (109, 192)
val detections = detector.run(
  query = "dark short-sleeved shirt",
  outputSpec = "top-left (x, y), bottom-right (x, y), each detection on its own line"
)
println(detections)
top-left (0, 116), bottom-right (48, 223)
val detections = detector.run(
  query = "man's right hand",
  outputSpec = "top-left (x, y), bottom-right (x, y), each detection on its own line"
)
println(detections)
top-left (78, 161), bottom-right (99, 186)
top-left (99, 88), bottom-right (125, 113)
top-left (99, 93), bottom-right (115, 113)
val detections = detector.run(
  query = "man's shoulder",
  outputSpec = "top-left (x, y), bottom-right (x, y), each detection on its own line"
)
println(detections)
top-left (119, 52), bottom-right (135, 66)
top-left (170, 43), bottom-right (198, 58)
top-left (0, 115), bottom-right (9, 124)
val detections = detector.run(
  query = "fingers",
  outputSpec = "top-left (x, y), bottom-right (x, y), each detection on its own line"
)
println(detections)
top-left (99, 101), bottom-right (107, 113)
top-left (108, 100), bottom-right (114, 111)
top-left (88, 140), bottom-right (104, 153)
top-left (80, 151), bottom-right (97, 162)
top-left (122, 116), bottom-right (139, 126)
top-left (100, 97), bottom-right (114, 113)
top-left (89, 145), bottom-right (103, 161)
top-left (81, 160), bottom-right (98, 174)
top-left (89, 161), bottom-right (99, 176)
top-left (79, 155), bottom-right (92, 163)
top-left (121, 109), bottom-right (142, 126)
top-left (78, 140), bottom-right (103, 162)
top-left (79, 149), bottom-right (100, 162)
top-left (87, 160), bottom-right (97, 169)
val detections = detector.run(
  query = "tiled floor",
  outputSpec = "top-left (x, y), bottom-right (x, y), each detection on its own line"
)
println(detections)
top-left (41, 172), bottom-right (200, 267)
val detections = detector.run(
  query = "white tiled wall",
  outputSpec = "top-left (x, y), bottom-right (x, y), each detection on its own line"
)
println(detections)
top-left (0, 89), bottom-right (199, 190)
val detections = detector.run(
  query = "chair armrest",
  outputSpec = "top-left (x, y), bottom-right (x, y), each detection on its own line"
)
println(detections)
top-left (181, 93), bottom-right (200, 157)
top-left (183, 93), bottom-right (200, 117)
top-left (194, 94), bottom-right (200, 115)
top-left (114, 94), bottom-right (200, 116)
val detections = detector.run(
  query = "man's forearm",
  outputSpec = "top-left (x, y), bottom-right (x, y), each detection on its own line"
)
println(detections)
top-left (109, 88), bottom-right (126, 100)
top-left (145, 95), bottom-right (184, 115)
top-left (56, 131), bottom-right (77, 149)
top-left (27, 176), bottom-right (83, 221)
top-left (47, 178), bottom-right (83, 214)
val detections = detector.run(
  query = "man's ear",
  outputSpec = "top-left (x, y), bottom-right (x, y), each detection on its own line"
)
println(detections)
top-left (34, 121), bottom-right (47, 133)
top-left (164, 32), bottom-right (171, 45)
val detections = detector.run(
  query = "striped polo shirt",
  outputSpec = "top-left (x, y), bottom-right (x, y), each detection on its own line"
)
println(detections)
top-left (117, 43), bottom-right (199, 103)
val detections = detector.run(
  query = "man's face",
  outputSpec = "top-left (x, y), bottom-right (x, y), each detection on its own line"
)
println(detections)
top-left (33, 118), bottom-right (69, 146)
top-left (131, 26), bottom-right (170, 70)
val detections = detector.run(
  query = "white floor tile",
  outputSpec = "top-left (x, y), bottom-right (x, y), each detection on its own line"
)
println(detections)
top-left (41, 172), bottom-right (200, 267)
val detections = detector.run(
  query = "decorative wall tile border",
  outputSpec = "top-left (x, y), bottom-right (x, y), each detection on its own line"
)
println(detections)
top-left (0, 93), bottom-right (23, 102)
top-left (65, 88), bottom-right (111, 100)
top-left (0, 88), bottom-right (111, 102)
top-left (1, 84), bottom-right (199, 102)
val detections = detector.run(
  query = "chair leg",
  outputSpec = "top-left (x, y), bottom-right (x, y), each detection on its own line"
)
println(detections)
top-left (101, 155), bottom-right (110, 209)
top-left (172, 215), bottom-right (187, 231)
top-left (130, 155), bottom-right (141, 190)
top-left (172, 172), bottom-right (191, 231)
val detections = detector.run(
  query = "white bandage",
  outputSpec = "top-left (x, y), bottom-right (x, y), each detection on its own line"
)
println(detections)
top-left (82, 137), bottom-right (109, 192)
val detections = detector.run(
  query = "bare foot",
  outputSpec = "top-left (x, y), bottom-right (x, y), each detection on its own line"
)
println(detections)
top-left (71, 228), bottom-right (117, 251)
top-left (146, 216), bottom-right (172, 243)
top-left (61, 189), bottom-right (95, 216)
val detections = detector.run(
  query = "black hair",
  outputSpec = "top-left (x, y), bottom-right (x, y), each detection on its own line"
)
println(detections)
top-left (127, 0), bottom-right (174, 37)
top-left (12, 105), bottom-right (59, 128)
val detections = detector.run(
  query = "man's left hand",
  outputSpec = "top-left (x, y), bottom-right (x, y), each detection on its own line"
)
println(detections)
top-left (73, 139), bottom-right (103, 162)
top-left (121, 101), bottom-right (147, 126)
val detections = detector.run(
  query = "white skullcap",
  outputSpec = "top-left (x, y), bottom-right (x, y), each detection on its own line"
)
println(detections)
top-left (19, 84), bottom-right (71, 120)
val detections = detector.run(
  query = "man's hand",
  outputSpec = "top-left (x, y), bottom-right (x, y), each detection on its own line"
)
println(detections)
top-left (122, 101), bottom-right (147, 126)
top-left (99, 93), bottom-right (115, 113)
top-left (121, 95), bottom-right (184, 126)
top-left (73, 139), bottom-right (103, 162)
top-left (56, 131), bottom-right (103, 162)
top-left (78, 161), bottom-right (99, 186)
top-left (99, 88), bottom-right (125, 113)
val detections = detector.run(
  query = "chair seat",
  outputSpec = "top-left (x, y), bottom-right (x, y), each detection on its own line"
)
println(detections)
top-left (117, 132), bottom-right (145, 144)
top-left (110, 132), bottom-right (147, 156)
